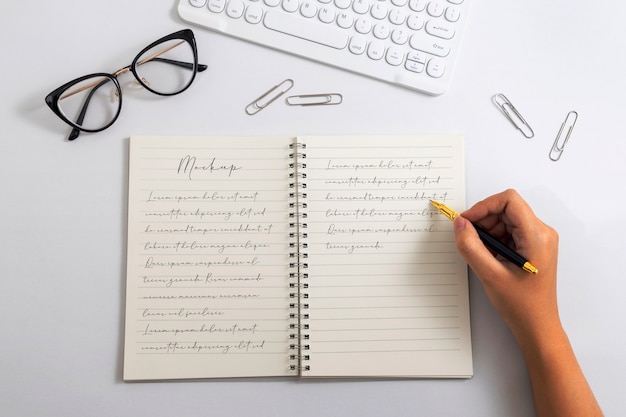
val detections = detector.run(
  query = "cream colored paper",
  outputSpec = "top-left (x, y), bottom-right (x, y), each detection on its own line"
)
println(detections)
top-left (300, 135), bottom-right (472, 378)
top-left (124, 136), bottom-right (295, 380)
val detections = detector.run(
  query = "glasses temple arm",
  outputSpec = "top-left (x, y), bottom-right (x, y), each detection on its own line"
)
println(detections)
top-left (68, 77), bottom-right (114, 141)
top-left (138, 57), bottom-right (208, 72)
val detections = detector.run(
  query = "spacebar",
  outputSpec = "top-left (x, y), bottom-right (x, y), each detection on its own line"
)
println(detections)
top-left (263, 11), bottom-right (349, 50)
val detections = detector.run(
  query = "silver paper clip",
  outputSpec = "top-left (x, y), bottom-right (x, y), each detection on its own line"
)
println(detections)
top-left (245, 79), bottom-right (294, 115)
top-left (285, 93), bottom-right (343, 106)
top-left (493, 94), bottom-right (535, 138)
top-left (549, 111), bottom-right (578, 161)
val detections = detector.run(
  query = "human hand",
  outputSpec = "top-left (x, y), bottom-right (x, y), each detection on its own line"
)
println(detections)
top-left (453, 189), bottom-right (560, 342)
top-left (455, 190), bottom-right (604, 416)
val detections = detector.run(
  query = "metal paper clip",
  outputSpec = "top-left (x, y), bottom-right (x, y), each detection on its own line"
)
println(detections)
top-left (245, 79), bottom-right (294, 115)
top-left (549, 111), bottom-right (578, 161)
top-left (285, 93), bottom-right (343, 106)
top-left (493, 94), bottom-right (535, 138)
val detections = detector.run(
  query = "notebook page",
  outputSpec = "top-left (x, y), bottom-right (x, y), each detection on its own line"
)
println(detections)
top-left (124, 136), bottom-right (294, 380)
top-left (301, 135), bottom-right (472, 378)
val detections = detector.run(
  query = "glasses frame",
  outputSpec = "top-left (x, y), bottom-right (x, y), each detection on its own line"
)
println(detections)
top-left (45, 29), bottom-right (207, 141)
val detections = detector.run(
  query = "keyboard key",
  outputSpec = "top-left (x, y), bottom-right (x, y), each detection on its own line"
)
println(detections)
top-left (282, 0), bottom-right (299, 13)
top-left (406, 14), bottom-right (424, 30)
top-left (353, 0), bottom-right (370, 14)
top-left (425, 20), bottom-right (455, 39)
top-left (427, 1), bottom-right (445, 17)
top-left (388, 9), bottom-right (406, 25)
top-left (371, 3), bottom-right (388, 19)
top-left (245, 4), bottom-right (264, 22)
top-left (348, 36), bottom-right (367, 55)
top-left (264, 11), bottom-right (349, 49)
top-left (409, 35), bottom-right (450, 56)
top-left (407, 50), bottom-right (427, 64)
top-left (426, 58), bottom-right (445, 77)
top-left (319, 6), bottom-right (336, 23)
top-left (391, 28), bottom-right (409, 44)
top-left (300, 0), bottom-right (317, 17)
top-left (385, 47), bottom-right (404, 66)
top-left (408, 0), bottom-right (426, 11)
top-left (355, 17), bottom-right (372, 34)
top-left (373, 23), bottom-right (390, 39)
top-left (208, 0), bottom-right (226, 12)
top-left (445, 6), bottom-right (460, 22)
top-left (367, 41), bottom-right (385, 60)
top-left (337, 12), bottom-right (354, 28)
top-left (226, 0), bottom-right (245, 18)
top-left (405, 59), bottom-right (425, 73)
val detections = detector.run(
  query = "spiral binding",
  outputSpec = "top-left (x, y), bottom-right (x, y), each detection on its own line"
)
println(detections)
top-left (288, 141), bottom-right (310, 373)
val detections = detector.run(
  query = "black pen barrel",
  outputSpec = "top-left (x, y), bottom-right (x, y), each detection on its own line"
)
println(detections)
top-left (472, 223), bottom-right (528, 269)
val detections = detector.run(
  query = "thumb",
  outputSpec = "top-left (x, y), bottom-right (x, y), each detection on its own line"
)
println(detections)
top-left (453, 216), bottom-right (504, 280)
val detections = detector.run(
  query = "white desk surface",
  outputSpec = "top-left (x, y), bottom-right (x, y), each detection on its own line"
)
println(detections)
top-left (2, 1), bottom-right (625, 415)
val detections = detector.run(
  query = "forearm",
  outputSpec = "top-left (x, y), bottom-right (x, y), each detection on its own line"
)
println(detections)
top-left (515, 326), bottom-right (603, 417)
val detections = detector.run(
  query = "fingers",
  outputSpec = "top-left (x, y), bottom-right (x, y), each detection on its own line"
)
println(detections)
top-left (461, 189), bottom-right (532, 220)
top-left (453, 216), bottom-right (511, 280)
top-left (461, 189), bottom-right (539, 258)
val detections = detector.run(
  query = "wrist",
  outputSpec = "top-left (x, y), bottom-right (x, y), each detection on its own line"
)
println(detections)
top-left (511, 318), bottom-right (569, 358)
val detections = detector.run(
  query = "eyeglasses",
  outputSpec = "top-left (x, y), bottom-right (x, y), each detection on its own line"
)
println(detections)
top-left (45, 29), bottom-right (207, 141)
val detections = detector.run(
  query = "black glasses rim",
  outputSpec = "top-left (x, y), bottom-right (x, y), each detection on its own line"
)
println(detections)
top-left (130, 28), bottom-right (199, 96)
top-left (45, 29), bottom-right (201, 138)
top-left (45, 73), bottom-right (123, 133)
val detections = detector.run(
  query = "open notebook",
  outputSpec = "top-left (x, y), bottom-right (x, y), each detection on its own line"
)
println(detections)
top-left (123, 135), bottom-right (472, 380)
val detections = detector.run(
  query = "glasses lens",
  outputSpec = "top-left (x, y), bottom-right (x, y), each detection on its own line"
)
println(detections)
top-left (134, 38), bottom-right (197, 95)
top-left (56, 75), bottom-right (121, 131)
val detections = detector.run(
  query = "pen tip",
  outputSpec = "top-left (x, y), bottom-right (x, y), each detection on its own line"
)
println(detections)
top-left (523, 262), bottom-right (539, 274)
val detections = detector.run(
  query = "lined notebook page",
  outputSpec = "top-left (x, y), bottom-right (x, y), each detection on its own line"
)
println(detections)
top-left (301, 135), bottom-right (472, 378)
top-left (124, 136), bottom-right (294, 380)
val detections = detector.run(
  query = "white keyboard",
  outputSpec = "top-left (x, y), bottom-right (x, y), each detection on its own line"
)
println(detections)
top-left (178, 0), bottom-right (471, 95)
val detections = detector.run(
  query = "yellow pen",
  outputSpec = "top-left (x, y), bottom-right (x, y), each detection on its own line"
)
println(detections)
top-left (430, 200), bottom-right (538, 274)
